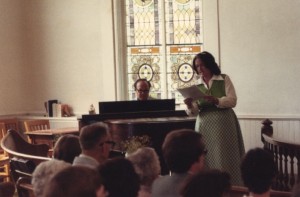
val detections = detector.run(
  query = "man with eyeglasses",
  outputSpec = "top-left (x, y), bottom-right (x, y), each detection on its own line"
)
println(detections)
top-left (73, 122), bottom-right (115, 169)
top-left (134, 78), bottom-right (153, 101)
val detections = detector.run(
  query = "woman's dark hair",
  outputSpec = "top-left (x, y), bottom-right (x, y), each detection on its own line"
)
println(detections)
top-left (53, 134), bottom-right (81, 163)
top-left (192, 51), bottom-right (221, 75)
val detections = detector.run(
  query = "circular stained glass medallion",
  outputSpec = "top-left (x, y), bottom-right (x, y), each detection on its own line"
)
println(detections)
top-left (134, 0), bottom-right (154, 7)
top-left (178, 63), bottom-right (194, 82)
top-left (138, 64), bottom-right (153, 81)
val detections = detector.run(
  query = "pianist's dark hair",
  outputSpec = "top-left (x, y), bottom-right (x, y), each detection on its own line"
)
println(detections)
top-left (133, 78), bottom-right (151, 90)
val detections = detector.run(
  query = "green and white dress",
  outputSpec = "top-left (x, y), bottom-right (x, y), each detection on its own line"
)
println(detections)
top-left (186, 74), bottom-right (245, 185)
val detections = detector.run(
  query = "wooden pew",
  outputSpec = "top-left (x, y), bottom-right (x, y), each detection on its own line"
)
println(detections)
top-left (1, 129), bottom-right (50, 197)
top-left (261, 119), bottom-right (300, 191)
top-left (230, 185), bottom-right (291, 197)
top-left (16, 177), bottom-right (35, 197)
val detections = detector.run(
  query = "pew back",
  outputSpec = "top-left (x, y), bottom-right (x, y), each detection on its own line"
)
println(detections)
top-left (230, 186), bottom-right (291, 197)
top-left (1, 129), bottom-right (50, 197)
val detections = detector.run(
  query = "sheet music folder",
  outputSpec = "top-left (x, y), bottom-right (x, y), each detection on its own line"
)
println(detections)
top-left (99, 99), bottom-right (176, 114)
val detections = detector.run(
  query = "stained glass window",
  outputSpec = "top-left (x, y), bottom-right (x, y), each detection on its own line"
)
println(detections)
top-left (126, 0), bottom-right (203, 103)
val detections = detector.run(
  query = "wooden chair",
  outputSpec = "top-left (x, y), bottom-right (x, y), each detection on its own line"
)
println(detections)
top-left (0, 118), bottom-right (19, 133)
top-left (0, 122), bottom-right (7, 154)
top-left (24, 119), bottom-right (53, 157)
top-left (24, 119), bottom-right (50, 132)
top-left (0, 118), bottom-right (25, 182)
top-left (16, 177), bottom-right (35, 197)
top-left (0, 123), bottom-right (10, 182)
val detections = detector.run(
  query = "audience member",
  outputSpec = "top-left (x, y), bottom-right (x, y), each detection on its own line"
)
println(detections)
top-left (134, 78), bottom-right (152, 100)
top-left (73, 122), bottom-right (115, 169)
top-left (241, 148), bottom-right (277, 197)
top-left (98, 157), bottom-right (140, 197)
top-left (151, 129), bottom-right (206, 197)
top-left (127, 147), bottom-right (161, 197)
top-left (180, 169), bottom-right (231, 197)
top-left (43, 165), bottom-right (106, 197)
top-left (53, 134), bottom-right (81, 163)
top-left (32, 159), bottom-right (71, 197)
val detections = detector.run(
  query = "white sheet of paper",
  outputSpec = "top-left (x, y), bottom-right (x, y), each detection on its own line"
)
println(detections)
top-left (177, 85), bottom-right (207, 100)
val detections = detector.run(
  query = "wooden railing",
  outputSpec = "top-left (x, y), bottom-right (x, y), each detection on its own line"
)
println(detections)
top-left (261, 119), bottom-right (300, 191)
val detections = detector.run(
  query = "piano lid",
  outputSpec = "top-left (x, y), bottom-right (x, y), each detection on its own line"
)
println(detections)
top-left (79, 99), bottom-right (189, 123)
top-left (81, 110), bottom-right (189, 122)
top-left (98, 99), bottom-right (176, 114)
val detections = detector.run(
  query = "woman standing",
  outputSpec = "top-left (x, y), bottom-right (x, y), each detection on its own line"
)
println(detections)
top-left (184, 51), bottom-right (245, 185)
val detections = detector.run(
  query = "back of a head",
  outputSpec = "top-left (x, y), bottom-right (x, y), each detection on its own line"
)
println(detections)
top-left (79, 122), bottom-right (108, 150)
top-left (32, 159), bottom-right (71, 197)
top-left (127, 147), bottom-right (161, 186)
top-left (163, 129), bottom-right (205, 173)
top-left (180, 169), bottom-right (231, 197)
top-left (43, 166), bottom-right (102, 197)
top-left (241, 148), bottom-right (276, 194)
top-left (53, 134), bottom-right (81, 163)
top-left (98, 157), bottom-right (140, 197)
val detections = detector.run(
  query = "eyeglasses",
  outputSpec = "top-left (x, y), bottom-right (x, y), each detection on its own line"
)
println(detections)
top-left (99, 141), bottom-right (116, 147)
top-left (137, 89), bottom-right (149, 93)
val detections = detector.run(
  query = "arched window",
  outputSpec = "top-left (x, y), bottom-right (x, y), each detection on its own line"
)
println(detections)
top-left (119, 0), bottom-right (204, 103)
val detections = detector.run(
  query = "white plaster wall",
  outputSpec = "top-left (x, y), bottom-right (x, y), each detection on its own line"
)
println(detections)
top-left (1, 0), bottom-right (300, 117)
top-left (202, 0), bottom-right (220, 62)
top-left (23, 0), bottom-right (116, 115)
top-left (218, 0), bottom-right (300, 116)
top-left (0, 1), bottom-right (28, 114)
top-left (0, 0), bottom-right (116, 115)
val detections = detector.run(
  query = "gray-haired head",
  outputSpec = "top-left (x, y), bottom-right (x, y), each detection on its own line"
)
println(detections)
top-left (127, 147), bottom-right (161, 186)
top-left (32, 159), bottom-right (71, 197)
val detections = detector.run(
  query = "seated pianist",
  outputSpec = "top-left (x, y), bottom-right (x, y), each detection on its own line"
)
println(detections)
top-left (81, 79), bottom-right (192, 126)
top-left (84, 79), bottom-right (188, 119)
top-left (134, 78), bottom-right (155, 101)
top-left (81, 89), bottom-right (196, 175)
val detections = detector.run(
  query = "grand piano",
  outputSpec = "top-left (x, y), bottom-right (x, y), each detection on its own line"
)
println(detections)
top-left (79, 99), bottom-right (196, 174)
